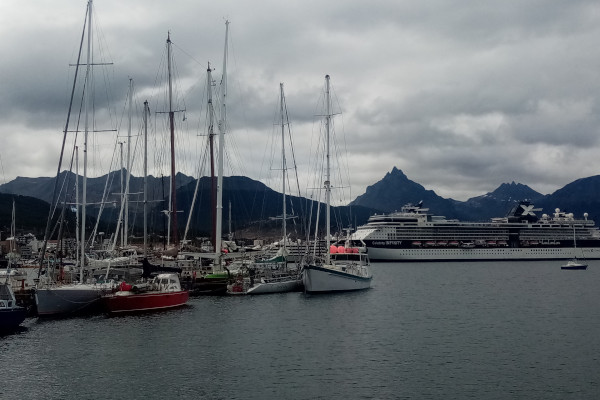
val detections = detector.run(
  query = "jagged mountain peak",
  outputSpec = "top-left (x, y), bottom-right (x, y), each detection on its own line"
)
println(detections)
top-left (351, 167), bottom-right (451, 214)
top-left (470, 181), bottom-right (543, 203)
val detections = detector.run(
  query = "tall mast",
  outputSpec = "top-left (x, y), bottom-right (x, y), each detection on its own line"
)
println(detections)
top-left (181, 64), bottom-right (212, 248)
top-left (119, 141), bottom-right (124, 246)
top-left (280, 83), bottom-right (287, 252)
top-left (124, 78), bottom-right (133, 247)
top-left (167, 33), bottom-right (179, 247)
top-left (325, 75), bottom-right (331, 265)
top-left (215, 20), bottom-right (229, 267)
top-left (208, 63), bottom-right (217, 250)
top-left (143, 100), bottom-right (149, 258)
top-left (81, 0), bottom-right (93, 282)
top-left (75, 147), bottom-right (80, 268)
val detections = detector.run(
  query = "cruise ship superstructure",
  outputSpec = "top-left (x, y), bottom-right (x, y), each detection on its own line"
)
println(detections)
top-left (352, 201), bottom-right (600, 261)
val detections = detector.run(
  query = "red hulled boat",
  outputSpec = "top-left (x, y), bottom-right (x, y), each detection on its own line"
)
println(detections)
top-left (104, 273), bottom-right (189, 314)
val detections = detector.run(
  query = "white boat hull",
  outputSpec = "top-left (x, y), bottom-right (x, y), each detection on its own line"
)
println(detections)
top-left (35, 284), bottom-right (113, 317)
top-left (302, 265), bottom-right (372, 293)
top-left (366, 246), bottom-right (600, 262)
top-left (246, 278), bottom-right (302, 295)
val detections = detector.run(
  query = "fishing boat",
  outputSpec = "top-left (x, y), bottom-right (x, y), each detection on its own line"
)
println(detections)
top-left (0, 276), bottom-right (27, 332)
top-left (302, 75), bottom-right (373, 293)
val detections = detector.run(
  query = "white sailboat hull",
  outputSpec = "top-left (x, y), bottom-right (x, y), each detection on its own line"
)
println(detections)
top-left (246, 277), bottom-right (302, 295)
top-left (35, 283), bottom-right (113, 317)
top-left (302, 265), bottom-right (372, 293)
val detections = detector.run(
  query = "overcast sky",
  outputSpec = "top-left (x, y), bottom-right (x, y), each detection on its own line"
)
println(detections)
top-left (1, 0), bottom-right (600, 202)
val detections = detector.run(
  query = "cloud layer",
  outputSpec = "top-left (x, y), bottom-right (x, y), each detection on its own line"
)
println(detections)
top-left (1, 0), bottom-right (600, 201)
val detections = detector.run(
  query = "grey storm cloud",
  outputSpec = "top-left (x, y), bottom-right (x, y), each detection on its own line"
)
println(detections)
top-left (2, 0), bottom-right (600, 201)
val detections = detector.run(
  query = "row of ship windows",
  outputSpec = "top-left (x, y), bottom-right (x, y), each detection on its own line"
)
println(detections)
top-left (399, 248), bottom-right (572, 254)
top-left (380, 236), bottom-right (576, 241)
top-left (378, 232), bottom-right (584, 239)
top-left (389, 228), bottom-right (588, 235)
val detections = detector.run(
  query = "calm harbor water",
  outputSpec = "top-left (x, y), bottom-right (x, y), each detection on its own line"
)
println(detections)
top-left (1, 261), bottom-right (599, 399)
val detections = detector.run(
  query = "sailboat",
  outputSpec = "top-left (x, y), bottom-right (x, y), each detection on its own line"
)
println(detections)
top-left (176, 21), bottom-right (237, 295)
top-left (562, 224), bottom-right (588, 270)
top-left (34, 0), bottom-right (117, 317)
top-left (178, 59), bottom-right (230, 295)
top-left (241, 83), bottom-right (303, 295)
top-left (302, 75), bottom-right (373, 293)
top-left (103, 76), bottom-right (189, 314)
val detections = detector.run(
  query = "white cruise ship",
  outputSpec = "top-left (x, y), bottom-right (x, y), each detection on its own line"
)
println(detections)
top-left (351, 201), bottom-right (600, 261)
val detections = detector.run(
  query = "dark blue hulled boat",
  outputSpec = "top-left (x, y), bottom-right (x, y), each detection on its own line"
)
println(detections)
top-left (561, 259), bottom-right (588, 270)
top-left (0, 281), bottom-right (27, 332)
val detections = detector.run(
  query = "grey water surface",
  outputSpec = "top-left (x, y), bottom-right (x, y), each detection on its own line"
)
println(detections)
top-left (1, 261), bottom-right (599, 399)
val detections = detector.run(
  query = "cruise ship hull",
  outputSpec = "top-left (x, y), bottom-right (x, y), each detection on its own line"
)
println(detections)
top-left (354, 201), bottom-right (600, 262)
top-left (366, 245), bottom-right (600, 262)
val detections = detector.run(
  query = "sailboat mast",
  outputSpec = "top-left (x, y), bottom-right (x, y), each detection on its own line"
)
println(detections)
top-left (143, 100), bottom-right (149, 258)
top-left (280, 83), bottom-right (287, 251)
top-left (125, 78), bottom-right (133, 247)
top-left (208, 63), bottom-right (217, 250)
top-left (167, 33), bottom-right (179, 247)
top-left (75, 147), bottom-right (80, 269)
top-left (119, 142), bottom-right (124, 247)
top-left (81, 0), bottom-right (93, 282)
top-left (215, 20), bottom-right (229, 266)
top-left (325, 75), bottom-right (331, 265)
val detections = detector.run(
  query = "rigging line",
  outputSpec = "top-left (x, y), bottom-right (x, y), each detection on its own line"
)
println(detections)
top-left (170, 40), bottom-right (205, 68)
top-left (282, 89), bottom-right (307, 235)
top-left (181, 134), bottom-right (210, 245)
top-left (88, 139), bottom-right (120, 247)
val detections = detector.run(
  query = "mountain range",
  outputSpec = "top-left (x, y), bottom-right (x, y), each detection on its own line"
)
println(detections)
top-left (351, 167), bottom-right (600, 222)
top-left (3, 166), bottom-right (600, 240)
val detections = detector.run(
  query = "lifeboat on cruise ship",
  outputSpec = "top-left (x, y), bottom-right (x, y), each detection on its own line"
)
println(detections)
top-left (449, 241), bottom-right (459, 247)
top-left (487, 240), bottom-right (497, 246)
top-left (437, 241), bottom-right (448, 246)
top-left (425, 241), bottom-right (436, 247)
top-left (411, 241), bottom-right (422, 247)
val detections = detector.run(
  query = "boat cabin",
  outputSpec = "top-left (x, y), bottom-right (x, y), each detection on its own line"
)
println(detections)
top-left (152, 273), bottom-right (182, 292)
